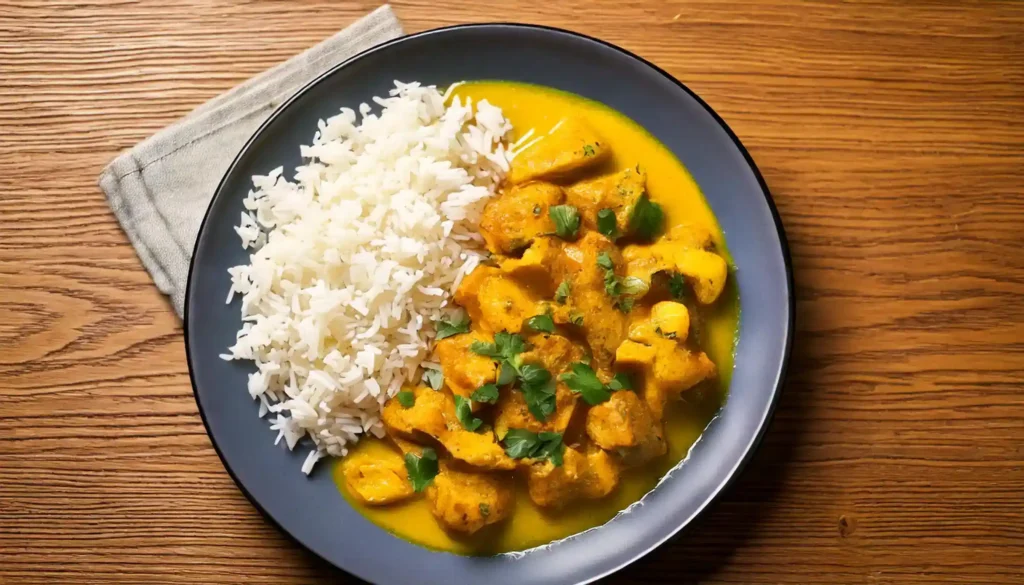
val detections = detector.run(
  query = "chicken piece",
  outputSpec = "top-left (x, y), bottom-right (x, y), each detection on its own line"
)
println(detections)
top-left (614, 338), bottom-right (716, 419)
top-left (622, 240), bottom-right (728, 305)
top-left (508, 118), bottom-right (610, 184)
top-left (566, 167), bottom-right (647, 234)
top-left (525, 447), bottom-right (585, 508)
top-left (426, 463), bottom-right (513, 534)
top-left (628, 301), bottom-right (691, 344)
top-left (526, 444), bottom-right (620, 507)
top-left (498, 236), bottom-right (563, 293)
top-left (342, 448), bottom-right (415, 505)
top-left (435, 331), bottom-right (497, 400)
top-left (493, 334), bottom-right (585, 437)
top-left (552, 232), bottom-right (630, 372)
top-left (454, 265), bottom-right (501, 323)
top-left (480, 182), bottom-right (564, 255)
top-left (382, 385), bottom-right (450, 439)
top-left (474, 273), bottom-right (544, 334)
top-left (586, 391), bottom-right (666, 466)
top-left (615, 339), bottom-right (658, 368)
top-left (389, 434), bottom-right (426, 456)
top-left (441, 429), bottom-right (517, 471)
top-left (579, 444), bottom-right (621, 500)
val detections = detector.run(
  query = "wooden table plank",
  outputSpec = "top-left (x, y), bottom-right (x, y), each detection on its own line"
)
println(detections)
top-left (1, 1), bottom-right (1022, 583)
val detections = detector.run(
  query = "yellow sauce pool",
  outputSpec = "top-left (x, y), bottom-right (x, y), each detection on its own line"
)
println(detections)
top-left (334, 81), bottom-right (740, 555)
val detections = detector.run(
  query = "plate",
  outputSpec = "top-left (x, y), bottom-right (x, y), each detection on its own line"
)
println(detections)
top-left (185, 23), bottom-right (793, 585)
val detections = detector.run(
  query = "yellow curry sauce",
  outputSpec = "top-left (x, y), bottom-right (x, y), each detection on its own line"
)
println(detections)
top-left (334, 81), bottom-right (740, 555)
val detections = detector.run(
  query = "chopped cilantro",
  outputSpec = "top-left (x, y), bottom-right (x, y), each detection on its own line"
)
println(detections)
top-left (422, 367), bottom-right (443, 391)
top-left (479, 503), bottom-right (490, 517)
top-left (559, 362), bottom-right (611, 405)
top-left (501, 429), bottom-right (565, 467)
top-left (608, 372), bottom-right (633, 391)
top-left (518, 363), bottom-right (557, 421)
top-left (554, 280), bottom-right (571, 304)
top-left (628, 194), bottom-right (664, 241)
top-left (569, 312), bottom-right (584, 326)
top-left (526, 312), bottom-right (555, 334)
top-left (549, 205), bottom-right (581, 240)
top-left (471, 383), bottom-right (500, 404)
top-left (396, 391), bottom-right (416, 408)
top-left (434, 314), bottom-right (470, 340)
top-left (454, 395), bottom-right (483, 432)
top-left (668, 272), bottom-right (688, 300)
top-left (404, 448), bottom-right (439, 492)
top-left (582, 144), bottom-right (596, 157)
top-left (597, 208), bottom-right (619, 239)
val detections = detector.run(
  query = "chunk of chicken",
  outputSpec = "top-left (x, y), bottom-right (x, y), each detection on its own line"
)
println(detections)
top-left (586, 391), bottom-right (666, 466)
top-left (498, 236), bottom-right (563, 294)
top-left (508, 118), bottom-right (610, 184)
top-left (454, 265), bottom-right (501, 323)
top-left (458, 270), bottom-right (543, 335)
top-left (494, 334), bottom-right (585, 437)
top-left (382, 385), bottom-right (449, 439)
top-left (442, 429), bottom-right (517, 471)
top-left (342, 448), bottom-right (415, 505)
top-left (565, 167), bottom-right (647, 235)
top-left (480, 182), bottom-right (564, 255)
top-left (526, 444), bottom-right (620, 507)
top-left (426, 463), bottom-right (513, 534)
top-left (552, 232), bottom-right (629, 373)
top-left (622, 239), bottom-right (728, 305)
top-left (435, 331), bottom-right (497, 401)
top-left (614, 338), bottom-right (716, 419)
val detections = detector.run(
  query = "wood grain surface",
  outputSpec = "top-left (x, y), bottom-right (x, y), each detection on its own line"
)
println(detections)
top-left (2, 1), bottom-right (1022, 583)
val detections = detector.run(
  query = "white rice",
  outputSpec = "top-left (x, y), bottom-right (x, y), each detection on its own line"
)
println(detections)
top-left (221, 81), bottom-right (513, 474)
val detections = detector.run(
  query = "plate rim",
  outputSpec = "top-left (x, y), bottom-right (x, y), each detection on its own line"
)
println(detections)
top-left (184, 21), bottom-right (794, 583)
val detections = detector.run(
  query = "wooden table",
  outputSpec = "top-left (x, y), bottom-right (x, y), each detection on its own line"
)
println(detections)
top-left (2, 1), bottom-right (1022, 583)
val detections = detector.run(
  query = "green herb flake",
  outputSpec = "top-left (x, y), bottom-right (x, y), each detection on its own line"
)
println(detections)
top-left (569, 313), bottom-right (585, 326)
top-left (518, 363), bottom-right (557, 421)
top-left (526, 312), bottom-right (555, 334)
top-left (404, 448), bottom-right (439, 492)
top-left (596, 251), bottom-right (615, 271)
top-left (582, 144), bottom-right (596, 157)
top-left (554, 280), bottom-right (571, 304)
top-left (616, 296), bottom-right (635, 314)
top-left (501, 428), bottom-right (565, 467)
top-left (422, 368), bottom-right (444, 391)
top-left (597, 208), bottom-right (619, 239)
top-left (668, 272), bottom-right (688, 300)
top-left (396, 391), bottom-right (416, 408)
top-left (608, 372), bottom-right (633, 392)
top-left (559, 362), bottom-right (611, 405)
top-left (434, 314), bottom-right (471, 340)
top-left (479, 503), bottom-right (490, 517)
top-left (471, 383), bottom-right (500, 404)
top-left (628, 194), bottom-right (664, 241)
top-left (549, 205), bottom-right (581, 241)
top-left (470, 331), bottom-right (527, 367)
top-left (453, 395), bottom-right (483, 432)
top-left (497, 361), bottom-right (517, 385)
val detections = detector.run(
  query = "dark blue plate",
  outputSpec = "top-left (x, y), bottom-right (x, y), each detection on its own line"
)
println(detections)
top-left (186, 23), bottom-right (793, 585)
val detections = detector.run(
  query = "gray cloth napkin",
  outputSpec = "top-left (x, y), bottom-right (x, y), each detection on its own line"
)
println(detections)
top-left (98, 5), bottom-right (404, 318)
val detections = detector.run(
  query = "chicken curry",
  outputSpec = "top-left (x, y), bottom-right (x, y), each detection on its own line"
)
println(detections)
top-left (335, 82), bottom-right (740, 554)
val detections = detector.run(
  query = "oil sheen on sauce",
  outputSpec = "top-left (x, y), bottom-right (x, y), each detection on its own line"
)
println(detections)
top-left (334, 81), bottom-right (741, 555)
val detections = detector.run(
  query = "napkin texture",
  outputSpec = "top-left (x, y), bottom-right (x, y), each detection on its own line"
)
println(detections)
top-left (98, 5), bottom-right (404, 317)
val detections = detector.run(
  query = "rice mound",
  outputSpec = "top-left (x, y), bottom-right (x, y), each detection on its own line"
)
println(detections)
top-left (221, 81), bottom-right (513, 474)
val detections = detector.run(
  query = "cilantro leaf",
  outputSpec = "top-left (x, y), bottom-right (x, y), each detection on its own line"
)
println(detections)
top-left (470, 331), bottom-right (526, 367)
top-left (497, 361), bottom-right (517, 385)
top-left (569, 312), bottom-right (584, 326)
top-left (554, 280), bottom-right (571, 304)
top-left (549, 205), bottom-right (580, 240)
top-left (596, 251), bottom-right (615, 271)
top-left (396, 391), bottom-right (416, 408)
top-left (453, 395), bottom-right (483, 432)
top-left (434, 313), bottom-right (471, 340)
top-left (668, 272), bottom-right (688, 300)
top-left (471, 383), bottom-right (500, 404)
top-left (404, 448), bottom-right (439, 492)
top-left (597, 208), bottom-right (619, 239)
top-left (422, 367), bottom-right (443, 391)
top-left (526, 312), bottom-right (555, 334)
top-left (501, 429), bottom-right (565, 467)
top-left (479, 503), bottom-right (490, 517)
top-left (617, 297), bottom-right (635, 313)
top-left (608, 372), bottom-right (633, 391)
top-left (519, 363), bottom-right (557, 421)
top-left (628, 195), bottom-right (664, 241)
top-left (597, 252), bottom-right (637, 313)
top-left (582, 144), bottom-right (596, 157)
top-left (559, 362), bottom-right (611, 405)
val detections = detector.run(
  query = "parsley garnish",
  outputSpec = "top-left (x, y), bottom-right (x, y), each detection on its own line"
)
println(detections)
top-left (471, 383), bottom-right (500, 404)
top-left (502, 429), bottom-right (565, 466)
top-left (596, 252), bottom-right (636, 313)
top-left (560, 363), bottom-right (632, 405)
top-left (549, 205), bottom-right (580, 240)
top-left (396, 391), bottom-right (416, 408)
top-left (434, 314), bottom-right (470, 340)
top-left (404, 448), bottom-right (439, 492)
top-left (470, 331), bottom-right (555, 421)
top-left (597, 208), bottom-right (619, 239)
top-left (422, 367), bottom-right (443, 391)
top-left (471, 331), bottom-right (527, 372)
top-left (628, 194), bottom-right (664, 241)
top-left (526, 312), bottom-right (555, 334)
top-left (554, 280), bottom-right (571, 304)
top-left (518, 363), bottom-right (557, 421)
top-left (453, 395), bottom-right (483, 432)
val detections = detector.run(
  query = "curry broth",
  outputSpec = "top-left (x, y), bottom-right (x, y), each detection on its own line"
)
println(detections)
top-left (334, 81), bottom-right (740, 555)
